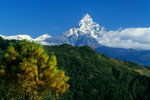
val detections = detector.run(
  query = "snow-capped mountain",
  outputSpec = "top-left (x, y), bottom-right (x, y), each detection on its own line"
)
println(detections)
top-left (34, 34), bottom-right (52, 45)
top-left (34, 34), bottom-right (51, 41)
top-left (0, 34), bottom-right (33, 40)
top-left (44, 14), bottom-right (105, 48)
top-left (78, 14), bottom-right (105, 38)
top-left (61, 14), bottom-right (105, 38)
top-left (0, 34), bottom-right (52, 45)
top-left (0, 14), bottom-right (105, 48)
top-left (0, 14), bottom-right (106, 48)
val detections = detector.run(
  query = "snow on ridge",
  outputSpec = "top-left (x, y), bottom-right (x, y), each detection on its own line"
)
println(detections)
top-left (61, 13), bottom-right (105, 40)
top-left (34, 34), bottom-right (51, 41)
top-left (78, 14), bottom-right (101, 34)
top-left (0, 34), bottom-right (33, 40)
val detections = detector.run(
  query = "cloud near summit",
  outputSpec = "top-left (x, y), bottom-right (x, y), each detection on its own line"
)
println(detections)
top-left (98, 27), bottom-right (150, 50)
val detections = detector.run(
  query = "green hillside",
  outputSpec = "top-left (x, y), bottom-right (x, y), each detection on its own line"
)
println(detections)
top-left (44, 44), bottom-right (150, 100)
top-left (0, 37), bottom-right (150, 100)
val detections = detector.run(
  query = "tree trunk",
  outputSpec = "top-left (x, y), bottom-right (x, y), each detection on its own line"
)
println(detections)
top-left (25, 92), bottom-right (29, 100)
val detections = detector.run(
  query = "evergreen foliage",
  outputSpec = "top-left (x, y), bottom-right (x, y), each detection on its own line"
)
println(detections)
top-left (0, 40), bottom-right (69, 100)
top-left (44, 44), bottom-right (150, 100)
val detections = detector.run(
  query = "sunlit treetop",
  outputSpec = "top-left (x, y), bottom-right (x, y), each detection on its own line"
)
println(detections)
top-left (0, 40), bottom-right (69, 99)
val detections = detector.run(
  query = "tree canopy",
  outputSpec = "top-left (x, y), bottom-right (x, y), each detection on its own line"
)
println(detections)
top-left (0, 40), bottom-right (69, 100)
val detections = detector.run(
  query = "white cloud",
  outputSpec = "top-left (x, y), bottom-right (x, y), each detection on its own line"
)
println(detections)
top-left (98, 27), bottom-right (150, 50)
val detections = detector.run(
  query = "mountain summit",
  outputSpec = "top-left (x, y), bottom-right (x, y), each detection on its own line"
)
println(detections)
top-left (46, 13), bottom-right (105, 48)
top-left (78, 14), bottom-right (101, 34)
top-left (78, 14), bottom-right (94, 28)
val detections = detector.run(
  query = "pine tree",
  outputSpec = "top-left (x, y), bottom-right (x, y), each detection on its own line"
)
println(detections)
top-left (0, 40), bottom-right (69, 100)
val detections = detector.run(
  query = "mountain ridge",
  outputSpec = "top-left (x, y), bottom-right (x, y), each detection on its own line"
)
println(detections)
top-left (0, 14), bottom-right (105, 48)
top-left (1, 14), bottom-right (150, 66)
top-left (0, 14), bottom-right (150, 50)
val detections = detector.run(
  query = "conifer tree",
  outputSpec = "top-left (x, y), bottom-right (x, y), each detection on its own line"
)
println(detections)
top-left (0, 40), bottom-right (69, 100)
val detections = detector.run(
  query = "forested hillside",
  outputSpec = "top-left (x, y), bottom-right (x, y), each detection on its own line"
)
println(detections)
top-left (44, 45), bottom-right (150, 100)
top-left (0, 37), bottom-right (150, 100)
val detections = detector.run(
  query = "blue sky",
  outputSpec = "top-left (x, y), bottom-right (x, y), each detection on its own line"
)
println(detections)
top-left (0, 0), bottom-right (149, 38)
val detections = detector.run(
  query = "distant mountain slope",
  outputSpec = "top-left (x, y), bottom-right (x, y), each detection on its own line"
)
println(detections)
top-left (95, 46), bottom-right (150, 66)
